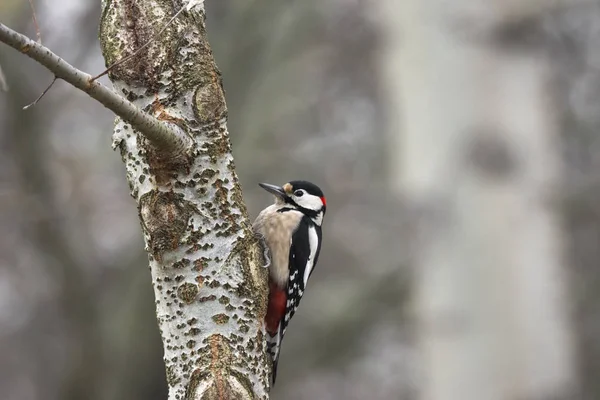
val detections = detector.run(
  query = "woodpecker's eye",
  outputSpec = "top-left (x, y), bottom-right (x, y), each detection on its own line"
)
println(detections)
top-left (294, 190), bottom-right (304, 197)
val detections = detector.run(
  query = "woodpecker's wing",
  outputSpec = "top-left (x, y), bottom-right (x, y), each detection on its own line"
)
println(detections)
top-left (283, 217), bottom-right (321, 333)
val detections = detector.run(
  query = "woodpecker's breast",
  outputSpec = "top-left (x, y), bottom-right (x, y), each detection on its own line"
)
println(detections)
top-left (253, 205), bottom-right (304, 287)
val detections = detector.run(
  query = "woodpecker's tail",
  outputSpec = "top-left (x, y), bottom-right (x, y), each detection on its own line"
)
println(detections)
top-left (266, 323), bottom-right (283, 388)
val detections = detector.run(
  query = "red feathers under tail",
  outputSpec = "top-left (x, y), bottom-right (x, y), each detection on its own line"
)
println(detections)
top-left (265, 280), bottom-right (287, 387)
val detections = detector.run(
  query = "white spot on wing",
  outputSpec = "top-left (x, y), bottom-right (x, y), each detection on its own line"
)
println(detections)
top-left (303, 225), bottom-right (319, 287)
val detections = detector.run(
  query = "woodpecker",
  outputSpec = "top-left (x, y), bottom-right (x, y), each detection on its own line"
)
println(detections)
top-left (253, 180), bottom-right (327, 387)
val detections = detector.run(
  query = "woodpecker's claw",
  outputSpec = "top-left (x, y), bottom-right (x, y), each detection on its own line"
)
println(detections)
top-left (254, 232), bottom-right (271, 269)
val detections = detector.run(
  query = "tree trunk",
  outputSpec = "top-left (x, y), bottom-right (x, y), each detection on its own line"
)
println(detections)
top-left (99, 1), bottom-right (269, 398)
top-left (380, 1), bottom-right (578, 399)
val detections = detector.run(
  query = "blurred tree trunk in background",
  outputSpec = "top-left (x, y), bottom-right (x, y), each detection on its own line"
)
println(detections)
top-left (380, 1), bottom-right (578, 399)
top-left (98, 1), bottom-right (269, 398)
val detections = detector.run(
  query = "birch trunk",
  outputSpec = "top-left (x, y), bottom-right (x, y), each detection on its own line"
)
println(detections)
top-left (379, 1), bottom-right (578, 399)
top-left (99, 1), bottom-right (269, 398)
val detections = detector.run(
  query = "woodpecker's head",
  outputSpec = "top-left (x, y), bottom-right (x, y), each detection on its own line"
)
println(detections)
top-left (259, 180), bottom-right (327, 225)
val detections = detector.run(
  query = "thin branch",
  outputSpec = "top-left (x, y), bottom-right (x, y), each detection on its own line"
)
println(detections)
top-left (28, 0), bottom-right (42, 44)
top-left (23, 76), bottom-right (56, 110)
top-left (91, 6), bottom-right (186, 82)
top-left (0, 23), bottom-right (189, 153)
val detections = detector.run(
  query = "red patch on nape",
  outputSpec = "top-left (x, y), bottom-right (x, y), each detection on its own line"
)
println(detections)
top-left (321, 197), bottom-right (327, 206)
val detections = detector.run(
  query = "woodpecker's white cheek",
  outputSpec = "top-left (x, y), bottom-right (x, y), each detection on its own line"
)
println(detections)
top-left (294, 194), bottom-right (323, 211)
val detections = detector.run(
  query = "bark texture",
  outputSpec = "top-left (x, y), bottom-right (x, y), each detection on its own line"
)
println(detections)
top-left (381, 1), bottom-right (578, 399)
top-left (99, 1), bottom-right (269, 399)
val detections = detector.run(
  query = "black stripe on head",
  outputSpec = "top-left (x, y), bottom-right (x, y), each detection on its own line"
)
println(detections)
top-left (278, 203), bottom-right (321, 220)
top-left (288, 180), bottom-right (324, 198)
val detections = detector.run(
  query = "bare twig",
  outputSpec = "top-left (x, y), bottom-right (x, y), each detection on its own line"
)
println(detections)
top-left (91, 6), bottom-right (186, 82)
top-left (23, 76), bottom-right (56, 110)
top-left (0, 23), bottom-right (189, 153)
top-left (28, 0), bottom-right (42, 44)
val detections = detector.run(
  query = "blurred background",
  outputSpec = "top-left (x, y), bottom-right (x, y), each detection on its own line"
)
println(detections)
top-left (0, 0), bottom-right (599, 399)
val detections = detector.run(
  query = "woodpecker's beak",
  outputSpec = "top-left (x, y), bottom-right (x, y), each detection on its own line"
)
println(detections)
top-left (259, 183), bottom-right (287, 199)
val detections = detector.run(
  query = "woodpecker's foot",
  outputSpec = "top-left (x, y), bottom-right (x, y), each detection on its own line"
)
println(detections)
top-left (254, 232), bottom-right (271, 269)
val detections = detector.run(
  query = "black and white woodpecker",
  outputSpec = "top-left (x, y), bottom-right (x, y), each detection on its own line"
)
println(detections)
top-left (253, 180), bottom-right (327, 386)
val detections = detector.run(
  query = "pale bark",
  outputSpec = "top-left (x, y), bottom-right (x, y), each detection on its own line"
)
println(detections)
top-left (98, 1), bottom-right (269, 399)
top-left (380, 1), bottom-right (577, 399)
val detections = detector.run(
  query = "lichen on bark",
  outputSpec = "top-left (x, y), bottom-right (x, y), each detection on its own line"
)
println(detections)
top-left (99, 1), bottom-right (270, 398)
